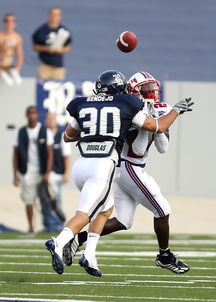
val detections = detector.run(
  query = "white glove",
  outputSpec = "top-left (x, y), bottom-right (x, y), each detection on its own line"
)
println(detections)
top-left (149, 104), bottom-right (159, 119)
top-left (173, 98), bottom-right (194, 115)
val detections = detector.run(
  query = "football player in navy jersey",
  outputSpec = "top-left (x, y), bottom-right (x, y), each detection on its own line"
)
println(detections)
top-left (64, 71), bottom-right (191, 275)
top-left (45, 70), bottom-right (193, 277)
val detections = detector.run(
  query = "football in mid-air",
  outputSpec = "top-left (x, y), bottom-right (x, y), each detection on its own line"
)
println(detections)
top-left (116, 31), bottom-right (138, 53)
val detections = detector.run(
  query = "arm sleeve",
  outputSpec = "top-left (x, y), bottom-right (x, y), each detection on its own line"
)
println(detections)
top-left (61, 135), bottom-right (71, 156)
top-left (46, 129), bottom-right (54, 146)
top-left (70, 117), bottom-right (80, 130)
top-left (154, 133), bottom-right (169, 153)
top-left (132, 109), bottom-right (148, 128)
top-left (12, 129), bottom-right (19, 147)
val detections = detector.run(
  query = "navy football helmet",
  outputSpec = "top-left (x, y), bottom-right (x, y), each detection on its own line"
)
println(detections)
top-left (95, 70), bottom-right (128, 95)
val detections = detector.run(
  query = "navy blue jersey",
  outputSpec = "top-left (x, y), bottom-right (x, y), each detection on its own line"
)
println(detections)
top-left (32, 23), bottom-right (72, 67)
top-left (66, 94), bottom-right (143, 157)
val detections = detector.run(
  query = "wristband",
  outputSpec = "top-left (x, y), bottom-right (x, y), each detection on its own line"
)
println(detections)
top-left (64, 131), bottom-right (74, 140)
top-left (154, 119), bottom-right (159, 133)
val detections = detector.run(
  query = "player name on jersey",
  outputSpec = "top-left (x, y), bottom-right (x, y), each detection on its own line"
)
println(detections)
top-left (86, 95), bottom-right (114, 102)
top-left (78, 140), bottom-right (116, 157)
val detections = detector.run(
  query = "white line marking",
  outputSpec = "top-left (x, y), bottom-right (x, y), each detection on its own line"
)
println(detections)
top-left (29, 280), bottom-right (195, 285)
top-left (1, 239), bottom-right (216, 245)
top-left (0, 293), bottom-right (216, 302)
top-left (1, 251), bottom-right (216, 257)
top-left (1, 262), bottom-right (216, 271)
top-left (99, 239), bottom-right (216, 246)
top-left (0, 272), bottom-right (216, 280)
top-left (1, 271), bottom-right (216, 288)
top-left (0, 298), bottom-right (100, 302)
top-left (1, 250), bottom-right (216, 263)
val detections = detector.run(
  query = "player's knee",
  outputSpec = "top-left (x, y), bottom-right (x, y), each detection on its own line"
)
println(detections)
top-left (116, 217), bottom-right (132, 230)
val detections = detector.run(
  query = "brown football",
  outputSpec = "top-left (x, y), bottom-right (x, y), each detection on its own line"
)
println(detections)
top-left (116, 31), bottom-right (138, 53)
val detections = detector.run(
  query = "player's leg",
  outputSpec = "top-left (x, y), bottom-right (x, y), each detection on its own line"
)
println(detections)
top-left (45, 157), bottom-right (115, 275)
top-left (124, 161), bottom-right (189, 273)
top-left (79, 205), bottom-right (114, 277)
top-left (154, 215), bottom-right (169, 250)
top-left (63, 173), bottom-right (138, 266)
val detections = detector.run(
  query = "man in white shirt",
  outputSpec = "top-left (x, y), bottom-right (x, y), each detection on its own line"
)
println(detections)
top-left (13, 106), bottom-right (53, 233)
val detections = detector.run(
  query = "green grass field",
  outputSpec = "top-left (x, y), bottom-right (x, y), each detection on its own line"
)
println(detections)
top-left (0, 232), bottom-right (216, 302)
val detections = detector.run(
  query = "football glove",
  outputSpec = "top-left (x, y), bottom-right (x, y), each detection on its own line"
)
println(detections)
top-left (173, 98), bottom-right (194, 115)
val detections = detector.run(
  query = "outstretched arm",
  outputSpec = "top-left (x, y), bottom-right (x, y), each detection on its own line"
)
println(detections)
top-left (141, 98), bottom-right (194, 132)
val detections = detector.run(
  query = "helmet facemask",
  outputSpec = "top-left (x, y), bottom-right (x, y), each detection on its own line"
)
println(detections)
top-left (139, 81), bottom-right (160, 102)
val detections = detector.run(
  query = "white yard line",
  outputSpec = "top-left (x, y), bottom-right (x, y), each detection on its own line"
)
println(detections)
top-left (0, 298), bottom-right (101, 302)
top-left (1, 270), bottom-right (216, 278)
top-left (1, 251), bottom-right (216, 257)
top-left (1, 261), bottom-right (216, 271)
top-left (0, 293), bottom-right (216, 302)
top-left (0, 271), bottom-right (216, 279)
top-left (1, 251), bottom-right (216, 263)
top-left (1, 239), bottom-right (216, 245)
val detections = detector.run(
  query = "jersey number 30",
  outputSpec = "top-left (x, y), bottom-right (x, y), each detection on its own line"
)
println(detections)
top-left (79, 107), bottom-right (121, 137)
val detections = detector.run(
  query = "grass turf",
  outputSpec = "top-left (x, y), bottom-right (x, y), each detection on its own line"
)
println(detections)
top-left (0, 233), bottom-right (216, 302)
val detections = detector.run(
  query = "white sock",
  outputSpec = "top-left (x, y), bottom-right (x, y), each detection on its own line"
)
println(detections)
top-left (84, 232), bottom-right (100, 259)
top-left (55, 227), bottom-right (74, 249)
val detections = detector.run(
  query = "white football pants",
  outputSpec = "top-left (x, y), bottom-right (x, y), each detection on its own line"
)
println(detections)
top-left (72, 157), bottom-right (115, 220)
top-left (114, 160), bottom-right (171, 229)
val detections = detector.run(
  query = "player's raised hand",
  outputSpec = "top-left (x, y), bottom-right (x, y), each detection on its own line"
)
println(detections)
top-left (173, 97), bottom-right (194, 115)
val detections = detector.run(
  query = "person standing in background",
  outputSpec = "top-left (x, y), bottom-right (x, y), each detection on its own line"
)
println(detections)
top-left (12, 106), bottom-right (53, 233)
top-left (41, 112), bottom-right (71, 232)
top-left (32, 7), bottom-right (72, 80)
top-left (0, 13), bottom-right (23, 85)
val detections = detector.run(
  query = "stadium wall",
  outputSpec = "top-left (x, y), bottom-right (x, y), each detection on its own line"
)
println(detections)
top-left (0, 79), bottom-right (215, 198)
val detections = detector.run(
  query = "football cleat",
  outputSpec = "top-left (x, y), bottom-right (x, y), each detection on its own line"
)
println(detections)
top-left (62, 235), bottom-right (80, 266)
top-left (79, 254), bottom-right (102, 277)
top-left (45, 237), bottom-right (64, 275)
top-left (155, 252), bottom-right (190, 274)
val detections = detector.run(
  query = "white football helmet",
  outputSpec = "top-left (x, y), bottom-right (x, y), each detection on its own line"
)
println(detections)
top-left (128, 71), bottom-right (160, 103)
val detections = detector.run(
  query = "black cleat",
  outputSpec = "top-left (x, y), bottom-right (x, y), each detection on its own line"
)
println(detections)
top-left (155, 252), bottom-right (190, 274)
top-left (79, 254), bottom-right (102, 277)
top-left (62, 235), bottom-right (80, 266)
top-left (45, 238), bottom-right (64, 275)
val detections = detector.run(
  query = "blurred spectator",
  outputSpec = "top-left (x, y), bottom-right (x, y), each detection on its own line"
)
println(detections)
top-left (12, 106), bottom-right (53, 233)
top-left (0, 13), bottom-right (23, 85)
top-left (40, 112), bottom-right (71, 231)
top-left (32, 7), bottom-right (72, 80)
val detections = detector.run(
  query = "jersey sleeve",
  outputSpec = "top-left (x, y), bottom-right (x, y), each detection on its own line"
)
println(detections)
top-left (127, 94), bottom-right (144, 113)
top-left (66, 97), bottom-right (80, 117)
top-left (32, 27), bottom-right (41, 44)
top-left (154, 132), bottom-right (169, 153)
top-left (70, 117), bottom-right (80, 130)
top-left (132, 109), bottom-right (148, 128)
top-left (46, 129), bottom-right (54, 146)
